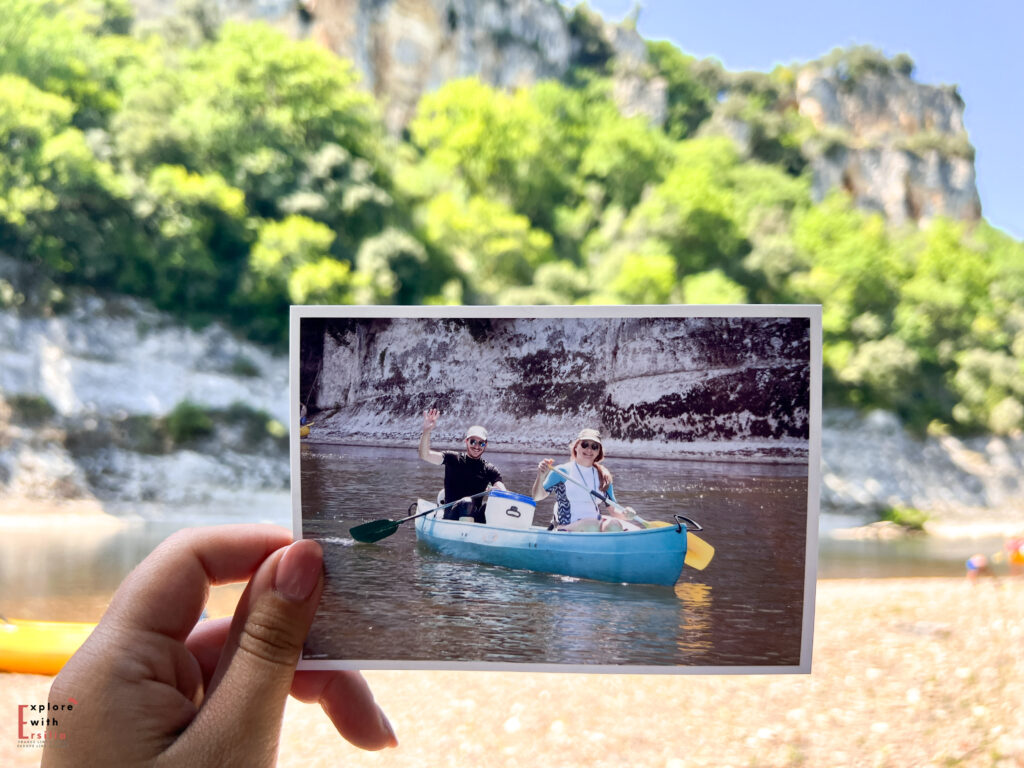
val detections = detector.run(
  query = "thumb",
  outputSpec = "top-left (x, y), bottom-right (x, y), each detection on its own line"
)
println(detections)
top-left (171, 539), bottom-right (324, 767)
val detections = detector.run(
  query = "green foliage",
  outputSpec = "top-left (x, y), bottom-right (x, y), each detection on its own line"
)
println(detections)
top-left (645, 41), bottom-right (717, 140)
top-left (604, 137), bottom-right (750, 278)
top-left (896, 131), bottom-right (975, 161)
top-left (588, 244), bottom-right (678, 305)
top-left (680, 269), bottom-right (748, 304)
top-left (137, 165), bottom-right (252, 320)
top-left (409, 78), bottom-right (576, 232)
top-left (567, 5), bottom-right (614, 75)
top-left (228, 355), bottom-right (261, 378)
top-left (951, 350), bottom-right (1024, 433)
top-left (354, 228), bottom-right (430, 304)
top-left (220, 401), bottom-right (287, 449)
top-left (164, 400), bottom-right (214, 445)
top-left (712, 88), bottom-right (812, 174)
top-left (0, 0), bottom-right (133, 129)
top-left (0, 74), bottom-right (140, 287)
top-left (2, 5), bottom-right (1022, 439)
top-left (880, 505), bottom-right (930, 531)
top-left (244, 215), bottom-right (336, 306)
top-left (422, 193), bottom-right (554, 302)
top-left (6, 394), bottom-right (57, 425)
top-left (821, 46), bottom-right (916, 85)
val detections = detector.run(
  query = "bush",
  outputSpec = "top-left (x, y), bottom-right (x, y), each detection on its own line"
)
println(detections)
top-left (880, 505), bottom-right (930, 531)
top-left (7, 394), bottom-right (57, 425)
top-left (220, 401), bottom-right (285, 447)
top-left (164, 400), bottom-right (215, 445)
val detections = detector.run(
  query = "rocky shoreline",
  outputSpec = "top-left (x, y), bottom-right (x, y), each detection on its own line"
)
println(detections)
top-left (2, 302), bottom-right (1024, 531)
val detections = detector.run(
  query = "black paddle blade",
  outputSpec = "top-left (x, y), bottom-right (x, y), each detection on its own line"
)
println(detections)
top-left (349, 519), bottom-right (400, 543)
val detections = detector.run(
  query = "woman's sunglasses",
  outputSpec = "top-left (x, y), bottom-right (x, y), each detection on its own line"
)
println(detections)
top-left (467, 439), bottom-right (487, 448)
top-left (579, 441), bottom-right (601, 451)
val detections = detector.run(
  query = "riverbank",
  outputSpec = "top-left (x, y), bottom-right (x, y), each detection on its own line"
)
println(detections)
top-left (3, 578), bottom-right (1021, 767)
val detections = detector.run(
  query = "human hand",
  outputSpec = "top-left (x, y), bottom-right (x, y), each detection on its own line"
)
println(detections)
top-left (43, 525), bottom-right (397, 768)
top-left (537, 458), bottom-right (554, 477)
top-left (422, 408), bottom-right (439, 431)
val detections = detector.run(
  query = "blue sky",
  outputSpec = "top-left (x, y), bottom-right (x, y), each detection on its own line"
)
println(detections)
top-left (584, 1), bottom-right (1022, 240)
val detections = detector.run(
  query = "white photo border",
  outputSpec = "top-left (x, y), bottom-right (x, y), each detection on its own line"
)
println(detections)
top-left (290, 304), bottom-right (822, 675)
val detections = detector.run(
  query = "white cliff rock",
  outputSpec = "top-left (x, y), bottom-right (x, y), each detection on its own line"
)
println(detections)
top-left (2, 300), bottom-right (1023, 524)
top-left (0, 296), bottom-right (287, 423)
top-left (797, 68), bottom-right (981, 226)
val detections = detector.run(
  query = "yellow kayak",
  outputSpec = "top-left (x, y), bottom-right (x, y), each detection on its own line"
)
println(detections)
top-left (0, 619), bottom-right (96, 675)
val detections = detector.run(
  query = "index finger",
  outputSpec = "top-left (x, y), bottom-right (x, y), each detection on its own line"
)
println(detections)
top-left (105, 524), bottom-right (294, 641)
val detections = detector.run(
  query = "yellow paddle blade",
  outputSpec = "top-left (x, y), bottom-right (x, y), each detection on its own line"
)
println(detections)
top-left (685, 532), bottom-right (715, 571)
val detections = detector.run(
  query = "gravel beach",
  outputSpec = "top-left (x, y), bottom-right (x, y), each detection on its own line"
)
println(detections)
top-left (3, 577), bottom-right (1022, 767)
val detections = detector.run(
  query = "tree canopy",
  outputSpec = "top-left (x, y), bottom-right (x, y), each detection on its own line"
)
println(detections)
top-left (1, 1), bottom-right (1022, 436)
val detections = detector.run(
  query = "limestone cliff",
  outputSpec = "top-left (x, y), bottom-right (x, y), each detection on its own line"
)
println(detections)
top-left (300, 314), bottom-right (812, 461)
top-left (308, 0), bottom-right (574, 133)
top-left (796, 66), bottom-right (981, 226)
top-left (2, 297), bottom-right (1023, 521)
top-left (132, 1), bottom-right (980, 227)
top-left (136, 0), bottom-right (658, 133)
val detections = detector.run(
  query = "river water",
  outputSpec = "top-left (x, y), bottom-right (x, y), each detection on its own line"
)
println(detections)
top-left (299, 444), bottom-right (809, 669)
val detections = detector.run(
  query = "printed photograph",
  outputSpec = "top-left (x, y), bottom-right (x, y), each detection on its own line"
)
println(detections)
top-left (291, 305), bottom-right (820, 672)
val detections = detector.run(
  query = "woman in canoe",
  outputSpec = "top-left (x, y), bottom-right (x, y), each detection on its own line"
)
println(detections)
top-left (530, 428), bottom-right (638, 532)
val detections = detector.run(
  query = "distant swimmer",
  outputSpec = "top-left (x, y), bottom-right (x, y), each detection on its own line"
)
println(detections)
top-left (965, 554), bottom-right (993, 583)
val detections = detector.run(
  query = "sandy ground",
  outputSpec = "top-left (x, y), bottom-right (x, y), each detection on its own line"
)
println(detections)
top-left (2, 577), bottom-right (1022, 767)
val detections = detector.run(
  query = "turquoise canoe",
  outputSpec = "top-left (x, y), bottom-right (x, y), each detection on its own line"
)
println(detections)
top-left (412, 499), bottom-right (698, 586)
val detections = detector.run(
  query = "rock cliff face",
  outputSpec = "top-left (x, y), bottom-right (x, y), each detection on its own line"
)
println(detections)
top-left (822, 409), bottom-right (1024, 528)
top-left (301, 315), bottom-right (811, 461)
top-left (796, 68), bottom-right (981, 226)
top-left (2, 297), bottom-right (1023, 521)
top-left (135, 0), bottom-right (659, 133)
top-left (0, 296), bottom-right (289, 510)
top-left (309, 0), bottom-right (575, 132)
top-left (131, 0), bottom-right (980, 227)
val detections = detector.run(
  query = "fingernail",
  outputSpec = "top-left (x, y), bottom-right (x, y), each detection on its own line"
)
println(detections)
top-left (378, 705), bottom-right (399, 748)
top-left (275, 539), bottom-right (323, 603)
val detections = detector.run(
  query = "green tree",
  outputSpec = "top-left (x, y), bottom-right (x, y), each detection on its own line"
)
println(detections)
top-left (137, 165), bottom-right (251, 319)
top-left (0, 0), bottom-right (137, 129)
top-left (409, 78), bottom-right (575, 232)
top-left (422, 193), bottom-right (553, 302)
top-left (354, 228), bottom-right (430, 304)
top-left (236, 215), bottom-right (335, 341)
top-left (646, 41), bottom-right (717, 140)
top-left (0, 74), bottom-right (141, 291)
top-left (893, 219), bottom-right (991, 364)
top-left (115, 22), bottom-right (393, 224)
top-left (597, 137), bottom-right (749, 279)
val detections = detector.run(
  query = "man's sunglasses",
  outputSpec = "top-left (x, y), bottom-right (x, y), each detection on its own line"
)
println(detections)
top-left (579, 441), bottom-right (601, 451)
top-left (467, 439), bottom-right (487, 448)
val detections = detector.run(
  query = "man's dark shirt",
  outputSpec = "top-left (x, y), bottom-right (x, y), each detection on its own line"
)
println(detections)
top-left (441, 451), bottom-right (502, 505)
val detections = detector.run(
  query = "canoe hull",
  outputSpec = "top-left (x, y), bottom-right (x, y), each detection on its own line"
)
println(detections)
top-left (413, 501), bottom-right (688, 586)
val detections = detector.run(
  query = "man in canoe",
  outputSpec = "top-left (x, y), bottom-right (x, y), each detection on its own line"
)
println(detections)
top-left (419, 408), bottom-right (506, 523)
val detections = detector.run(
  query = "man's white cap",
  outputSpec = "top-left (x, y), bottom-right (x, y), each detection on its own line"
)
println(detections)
top-left (465, 426), bottom-right (488, 441)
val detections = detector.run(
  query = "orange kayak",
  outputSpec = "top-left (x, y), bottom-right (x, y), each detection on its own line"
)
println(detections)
top-left (0, 619), bottom-right (96, 675)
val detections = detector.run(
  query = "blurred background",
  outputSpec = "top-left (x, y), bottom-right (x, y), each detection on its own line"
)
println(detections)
top-left (1, 1), bottom-right (1022, 764)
